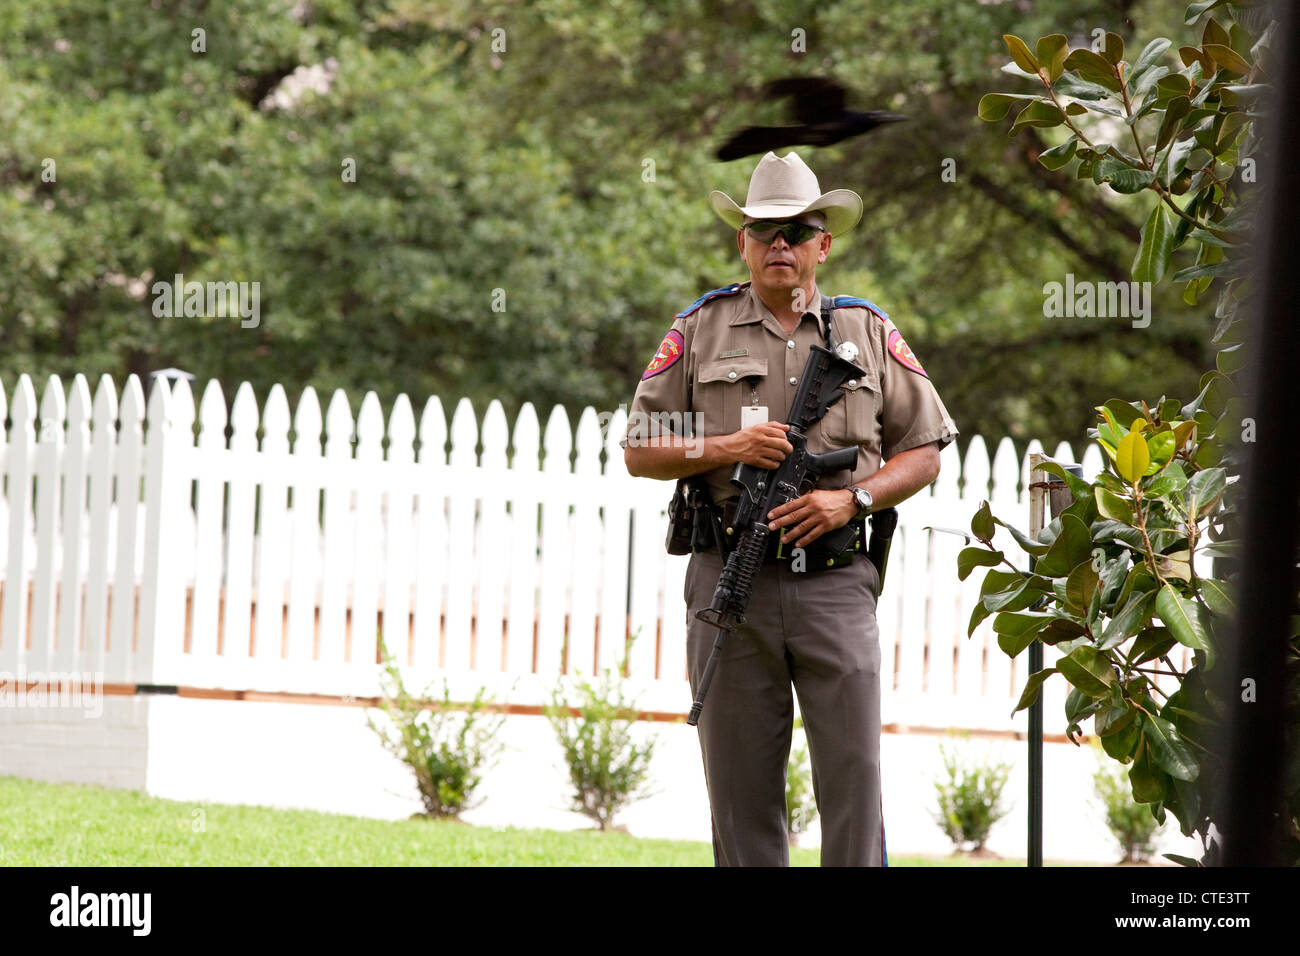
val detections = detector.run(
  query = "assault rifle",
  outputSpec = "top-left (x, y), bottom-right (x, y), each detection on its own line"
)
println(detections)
top-left (687, 343), bottom-right (867, 726)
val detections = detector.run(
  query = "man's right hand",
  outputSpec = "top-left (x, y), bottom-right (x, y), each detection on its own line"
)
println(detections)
top-left (724, 421), bottom-right (792, 469)
top-left (624, 420), bottom-right (792, 480)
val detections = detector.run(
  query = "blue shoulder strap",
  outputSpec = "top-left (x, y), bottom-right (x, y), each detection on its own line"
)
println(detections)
top-left (675, 283), bottom-right (744, 320)
top-left (831, 295), bottom-right (889, 321)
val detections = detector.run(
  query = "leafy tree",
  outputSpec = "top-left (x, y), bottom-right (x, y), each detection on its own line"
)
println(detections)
top-left (962, 1), bottom-right (1297, 865)
top-left (1, 0), bottom-right (1218, 449)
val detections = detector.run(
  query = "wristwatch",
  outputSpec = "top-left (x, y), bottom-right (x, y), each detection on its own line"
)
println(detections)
top-left (849, 485), bottom-right (873, 520)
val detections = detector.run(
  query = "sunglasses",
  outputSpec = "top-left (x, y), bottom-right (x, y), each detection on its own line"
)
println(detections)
top-left (743, 220), bottom-right (826, 245)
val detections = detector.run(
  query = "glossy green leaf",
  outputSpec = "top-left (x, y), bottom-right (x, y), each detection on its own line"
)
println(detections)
top-left (1132, 202), bottom-right (1174, 283)
top-left (1203, 43), bottom-right (1250, 76)
top-left (1156, 584), bottom-right (1208, 651)
top-left (977, 92), bottom-right (1041, 122)
top-left (1092, 158), bottom-right (1156, 194)
top-left (1011, 100), bottom-right (1066, 132)
top-left (1100, 591), bottom-right (1155, 650)
top-left (1011, 668), bottom-right (1057, 715)
top-left (1130, 626), bottom-right (1178, 665)
top-left (1140, 711), bottom-right (1199, 780)
top-left (1131, 38), bottom-right (1173, 78)
top-left (1100, 32), bottom-right (1124, 66)
top-left (1064, 48), bottom-right (1121, 91)
top-left (1035, 514), bottom-right (1092, 577)
top-left (1038, 138), bottom-right (1077, 169)
top-left (1184, 0), bottom-right (1228, 26)
top-left (1202, 18), bottom-right (1230, 50)
top-left (1057, 645), bottom-right (1118, 697)
top-left (971, 500), bottom-right (996, 542)
top-left (983, 583), bottom-right (1044, 613)
top-left (1116, 431), bottom-right (1151, 484)
top-left (1036, 34), bottom-right (1068, 82)
top-left (1035, 461), bottom-right (1089, 502)
top-left (1129, 739), bottom-right (1166, 803)
top-left (1102, 719), bottom-right (1141, 760)
top-left (1156, 95), bottom-right (1191, 151)
top-left (1094, 487), bottom-right (1135, 525)
top-left (1003, 34), bottom-right (1039, 74)
top-left (1185, 466), bottom-right (1226, 517)
top-left (958, 546), bottom-right (1004, 581)
top-left (1198, 578), bottom-right (1235, 618)
top-left (1065, 560), bottom-right (1100, 611)
top-left (1040, 618), bottom-right (1087, 644)
top-left (1147, 430), bottom-right (1176, 468)
top-left (994, 612), bottom-right (1052, 657)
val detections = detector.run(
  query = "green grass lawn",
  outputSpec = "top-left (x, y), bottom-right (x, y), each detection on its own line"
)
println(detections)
top-left (0, 776), bottom-right (1069, 866)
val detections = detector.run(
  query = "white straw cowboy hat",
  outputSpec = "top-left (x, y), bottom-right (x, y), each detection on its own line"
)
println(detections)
top-left (709, 150), bottom-right (863, 237)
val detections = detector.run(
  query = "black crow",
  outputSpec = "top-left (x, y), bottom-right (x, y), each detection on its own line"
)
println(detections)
top-left (715, 77), bottom-right (907, 161)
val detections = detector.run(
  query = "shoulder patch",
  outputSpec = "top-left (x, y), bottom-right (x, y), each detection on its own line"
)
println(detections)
top-left (675, 283), bottom-right (744, 320)
top-left (831, 295), bottom-right (889, 321)
top-left (886, 329), bottom-right (928, 378)
top-left (643, 329), bottom-right (685, 379)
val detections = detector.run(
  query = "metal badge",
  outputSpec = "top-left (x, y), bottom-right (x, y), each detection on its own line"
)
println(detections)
top-left (835, 341), bottom-right (860, 363)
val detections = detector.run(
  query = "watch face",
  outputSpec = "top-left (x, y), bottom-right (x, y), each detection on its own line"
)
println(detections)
top-left (854, 487), bottom-right (872, 515)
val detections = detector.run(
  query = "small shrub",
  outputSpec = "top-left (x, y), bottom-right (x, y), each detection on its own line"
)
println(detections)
top-left (1093, 752), bottom-right (1162, 864)
top-left (545, 666), bottom-right (658, 832)
top-left (932, 741), bottom-right (1013, 852)
top-left (786, 717), bottom-right (817, 843)
top-left (367, 642), bottom-right (506, 819)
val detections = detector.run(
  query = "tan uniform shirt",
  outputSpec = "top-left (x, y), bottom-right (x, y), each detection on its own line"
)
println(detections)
top-left (624, 281), bottom-right (958, 506)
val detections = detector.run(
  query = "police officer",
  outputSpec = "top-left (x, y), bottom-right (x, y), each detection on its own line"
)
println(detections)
top-left (623, 151), bottom-right (958, 866)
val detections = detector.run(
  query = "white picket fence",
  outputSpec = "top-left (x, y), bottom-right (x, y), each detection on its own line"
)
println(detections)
top-left (0, 371), bottom-right (1187, 730)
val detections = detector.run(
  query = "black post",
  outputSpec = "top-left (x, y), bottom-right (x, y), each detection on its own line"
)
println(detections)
top-left (1029, 466), bottom-right (1080, 868)
top-left (1028, 637), bottom-right (1043, 868)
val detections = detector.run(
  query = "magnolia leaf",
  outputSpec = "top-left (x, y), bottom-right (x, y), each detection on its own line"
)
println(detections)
top-left (1156, 584), bottom-right (1209, 650)
top-left (1057, 645), bottom-right (1118, 697)
top-left (1038, 138), bottom-right (1078, 169)
top-left (1132, 202), bottom-right (1174, 283)
top-left (1003, 34), bottom-right (1040, 74)
top-left (958, 546), bottom-right (1004, 581)
top-left (1092, 158), bottom-right (1156, 193)
top-left (1100, 591), bottom-right (1155, 650)
top-left (1132, 38), bottom-right (1173, 78)
top-left (1203, 43), bottom-right (1250, 76)
top-left (971, 500), bottom-right (996, 542)
top-left (977, 92), bottom-right (1041, 122)
top-left (1116, 431), bottom-right (1151, 484)
top-left (1036, 34), bottom-right (1069, 82)
top-left (1140, 712), bottom-right (1199, 780)
top-left (1012, 668), bottom-right (1057, 715)
top-left (1064, 48), bottom-right (1122, 91)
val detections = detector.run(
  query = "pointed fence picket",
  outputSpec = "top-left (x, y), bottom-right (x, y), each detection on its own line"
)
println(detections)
top-left (1, 371), bottom-right (1177, 736)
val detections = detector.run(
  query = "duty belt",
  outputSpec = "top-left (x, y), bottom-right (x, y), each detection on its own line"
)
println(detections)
top-left (714, 497), bottom-right (865, 570)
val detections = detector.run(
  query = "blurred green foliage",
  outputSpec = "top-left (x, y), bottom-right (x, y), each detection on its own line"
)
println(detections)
top-left (1, 0), bottom-right (1215, 448)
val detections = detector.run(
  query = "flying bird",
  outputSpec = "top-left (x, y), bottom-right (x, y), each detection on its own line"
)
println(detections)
top-left (715, 77), bottom-right (907, 161)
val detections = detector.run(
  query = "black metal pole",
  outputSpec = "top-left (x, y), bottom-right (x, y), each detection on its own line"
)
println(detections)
top-left (1028, 637), bottom-right (1043, 868)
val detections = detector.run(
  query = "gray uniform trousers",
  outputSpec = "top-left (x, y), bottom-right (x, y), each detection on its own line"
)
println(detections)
top-left (685, 547), bottom-right (885, 867)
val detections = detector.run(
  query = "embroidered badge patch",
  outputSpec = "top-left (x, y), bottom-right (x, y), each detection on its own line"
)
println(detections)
top-left (887, 329), bottom-right (928, 377)
top-left (643, 329), bottom-right (685, 379)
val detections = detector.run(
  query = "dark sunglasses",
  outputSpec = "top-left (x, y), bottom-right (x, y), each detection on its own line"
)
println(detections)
top-left (743, 220), bottom-right (826, 245)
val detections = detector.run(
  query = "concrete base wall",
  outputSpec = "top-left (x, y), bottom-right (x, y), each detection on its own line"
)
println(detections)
top-left (0, 695), bottom-right (1204, 864)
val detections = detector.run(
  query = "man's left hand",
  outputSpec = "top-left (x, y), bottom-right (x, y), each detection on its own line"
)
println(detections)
top-left (767, 489), bottom-right (856, 548)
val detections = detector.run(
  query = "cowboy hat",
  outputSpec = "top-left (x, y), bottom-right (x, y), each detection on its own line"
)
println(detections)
top-left (709, 150), bottom-right (863, 237)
